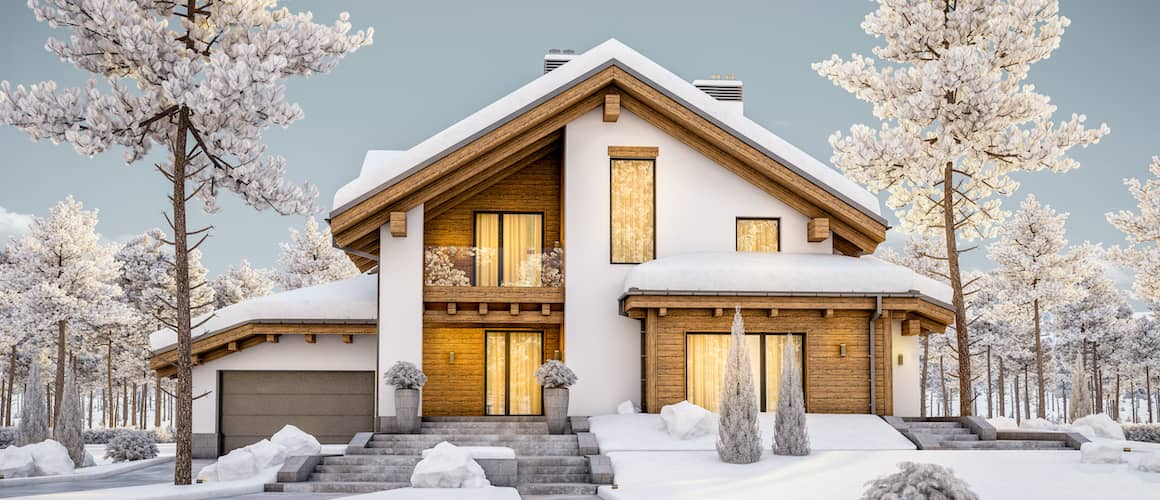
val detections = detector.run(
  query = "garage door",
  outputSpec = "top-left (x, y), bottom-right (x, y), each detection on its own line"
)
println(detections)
top-left (219, 370), bottom-right (374, 454)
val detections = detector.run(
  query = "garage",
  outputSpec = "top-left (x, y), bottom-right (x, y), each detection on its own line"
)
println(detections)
top-left (219, 370), bottom-right (375, 454)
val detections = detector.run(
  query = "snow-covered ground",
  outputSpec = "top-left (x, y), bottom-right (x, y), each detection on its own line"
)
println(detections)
top-left (589, 413), bottom-right (915, 452)
top-left (342, 487), bottom-right (520, 499)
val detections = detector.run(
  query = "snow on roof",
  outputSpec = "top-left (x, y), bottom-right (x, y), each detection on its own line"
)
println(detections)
top-left (331, 150), bottom-right (406, 211)
top-left (330, 39), bottom-right (882, 221)
top-left (149, 274), bottom-right (377, 352)
top-left (621, 253), bottom-right (952, 306)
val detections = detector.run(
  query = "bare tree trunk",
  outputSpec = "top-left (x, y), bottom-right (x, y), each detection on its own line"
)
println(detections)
top-left (1032, 299), bottom-right (1046, 418)
top-left (122, 384), bottom-right (128, 427)
top-left (1063, 391), bottom-right (1068, 423)
top-left (998, 358), bottom-right (1006, 417)
top-left (1132, 378), bottom-right (1138, 424)
top-left (155, 377), bottom-right (162, 428)
top-left (106, 340), bottom-right (113, 428)
top-left (53, 320), bottom-right (66, 427)
top-left (3, 345), bottom-right (13, 426)
top-left (1013, 373), bottom-right (1021, 425)
top-left (1114, 371), bottom-right (1121, 422)
top-left (1147, 367), bottom-right (1154, 424)
top-left (87, 390), bottom-right (93, 429)
top-left (1092, 343), bottom-right (1103, 408)
top-left (939, 355), bottom-right (950, 417)
top-left (172, 102), bottom-right (195, 485)
top-left (986, 347), bottom-right (993, 418)
top-left (920, 335), bottom-right (929, 418)
top-left (131, 382), bottom-right (138, 428)
top-left (1023, 366), bottom-right (1031, 420)
top-left (941, 162), bottom-right (972, 416)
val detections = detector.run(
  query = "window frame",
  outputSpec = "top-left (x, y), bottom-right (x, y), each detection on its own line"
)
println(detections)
top-left (684, 331), bottom-right (805, 412)
top-left (609, 157), bottom-right (657, 264)
top-left (471, 210), bottom-right (546, 287)
top-left (735, 217), bottom-right (782, 253)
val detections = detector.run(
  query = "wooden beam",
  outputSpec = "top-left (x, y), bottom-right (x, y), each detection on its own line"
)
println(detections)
top-left (447, 303), bottom-right (457, 315)
top-left (191, 354), bottom-right (200, 365)
top-left (807, 218), bottom-right (831, 242)
top-left (714, 307), bottom-right (723, 317)
top-left (227, 342), bottom-right (238, 352)
top-left (304, 334), bottom-right (316, 344)
top-left (541, 303), bottom-right (551, 316)
top-left (902, 319), bottom-right (922, 336)
top-left (423, 136), bottom-right (561, 222)
top-left (423, 310), bottom-right (562, 325)
top-left (389, 211), bottom-right (407, 237)
top-left (342, 334), bottom-right (354, 344)
top-left (659, 307), bottom-right (667, 317)
top-left (510, 303), bottom-right (520, 316)
top-left (266, 334), bottom-right (280, 344)
top-left (603, 93), bottom-right (620, 122)
top-left (479, 303), bottom-right (488, 315)
top-left (768, 308), bottom-right (779, 317)
top-left (608, 145), bottom-right (659, 159)
top-left (823, 308), bottom-right (834, 319)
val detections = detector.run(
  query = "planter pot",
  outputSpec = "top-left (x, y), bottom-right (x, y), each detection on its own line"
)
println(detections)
top-left (544, 387), bottom-right (570, 434)
top-left (395, 388), bottom-right (421, 434)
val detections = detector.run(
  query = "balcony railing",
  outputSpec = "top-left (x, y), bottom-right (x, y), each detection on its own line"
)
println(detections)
top-left (424, 246), bottom-right (563, 287)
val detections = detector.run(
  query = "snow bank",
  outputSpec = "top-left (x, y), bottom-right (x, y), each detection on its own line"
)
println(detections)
top-left (18, 465), bottom-right (281, 499)
top-left (330, 39), bottom-right (883, 219)
top-left (410, 442), bottom-right (490, 488)
top-left (618, 400), bottom-right (639, 415)
top-left (621, 253), bottom-right (952, 306)
top-left (421, 446), bottom-right (514, 460)
top-left (271, 424), bottom-right (322, 457)
top-left (0, 444), bottom-right (36, 478)
top-left (340, 487), bottom-right (521, 500)
top-left (589, 413), bottom-right (915, 453)
top-left (1072, 414), bottom-right (1126, 440)
top-left (985, 417), bottom-right (1018, 431)
top-left (660, 401), bottom-right (717, 440)
top-left (150, 275), bottom-right (376, 351)
top-left (1136, 452), bottom-right (1160, 473)
top-left (198, 425), bottom-right (320, 483)
top-left (1018, 418), bottom-right (1062, 432)
top-left (0, 440), bottom-right (77, 478)
top-left (1080, 442), bottom-right (1123, 464)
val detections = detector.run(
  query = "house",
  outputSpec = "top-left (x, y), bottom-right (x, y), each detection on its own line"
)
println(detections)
top-left (150, 39), bottom-right (954, 458)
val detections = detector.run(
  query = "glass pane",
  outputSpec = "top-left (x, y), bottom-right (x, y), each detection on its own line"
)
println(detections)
top-left (765, 335), bottom-right (803, 409)
top-left (502, 214), bottom-right (543, 287)
top-left (507, 332), bottom-right (543, 415)
top-left (737, 219), bottom-right (779, 252)
top-left (475, 214), bottom-right (500, 286)
top-left (685, 334), bottom-right (761, 412)
top-left (485, 332), bottom-right (506, 415)
top-left (611, 159), bottom-right (655, 263)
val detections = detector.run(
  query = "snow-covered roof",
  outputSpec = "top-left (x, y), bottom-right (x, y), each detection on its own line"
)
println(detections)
top-left (621, 253), bottom-right (952, 307)
top-left (149, 274), bottom-right (377, 352)
top-left (330, 39), bottom-right (883, 222)
top-left (331, 150), bottom-right (405, 216)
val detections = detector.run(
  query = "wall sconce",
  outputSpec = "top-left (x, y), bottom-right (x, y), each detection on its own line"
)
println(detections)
top-left (897, 354), bottom-right (904, 366)
top-left (449, 351), bottom-right (456, 365)
top-left (839, 343), bottom-right (847, 357)
top-left (554, 350), bottom-right (561, 361)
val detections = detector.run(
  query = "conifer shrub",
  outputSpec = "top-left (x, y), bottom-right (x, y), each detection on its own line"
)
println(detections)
top-left (535, 360), bottom-right (578, 388)
top-left (105, 430), bottom-right (159, 462)
top-left (862, 462), bottom-right (979, 500)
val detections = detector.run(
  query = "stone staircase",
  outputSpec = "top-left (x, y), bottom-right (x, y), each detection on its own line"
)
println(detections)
top-left (898, 417), bottom-right (1074, 450)
top-left (267, 416), bottom-right (606, 497)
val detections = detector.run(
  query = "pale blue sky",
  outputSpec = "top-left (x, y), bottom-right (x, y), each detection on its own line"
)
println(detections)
top-left (1, 0), bottom-right (1157, 283)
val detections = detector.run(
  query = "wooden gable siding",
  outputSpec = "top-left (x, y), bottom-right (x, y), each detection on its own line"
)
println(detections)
top-left (424, 151), bottom-right (563, 250)
top-left (646, 309), bottom-right (891, 415)
top-left (421, 325), bottom-right (562, 416)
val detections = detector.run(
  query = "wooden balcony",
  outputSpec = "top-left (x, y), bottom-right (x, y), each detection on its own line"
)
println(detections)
top-left (423, 286), bottom-right (564, 325)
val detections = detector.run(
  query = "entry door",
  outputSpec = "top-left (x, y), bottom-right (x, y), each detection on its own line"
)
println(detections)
top-left (485, 331), bottom-right (543, 415)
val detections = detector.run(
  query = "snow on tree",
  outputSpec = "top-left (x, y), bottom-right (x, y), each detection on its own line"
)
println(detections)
top-left (774, 336), bottom-right (809, 456)
top-left (55, 367), bottom-right (84, 466)
top-left (1068, 350), bottom-right (1093, 422)
top-left (277, 218), bottom-right (360, 290)
top-left (18, 361), bottom-right (48, 446)
top-left (716, 308), bottom-right (761, 464)
top-left (814, 0), bottom-right (1109, 415)
top-left (0, 1), bottom-right (372, 483)
top-left (861, 462), bottom-right (979, 500)
top-left (986, 195), bottom-right (1082, 418)
top-left (211, 260), bottom-right (275, 309)
top-left (1107, 157), bottom-right (1160, 305)
top-left (0, 197), bottom-right (123, 426)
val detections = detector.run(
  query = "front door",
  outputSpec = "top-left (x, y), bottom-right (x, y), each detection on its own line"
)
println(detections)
top-left (485, 331), bottom-right (543, 415)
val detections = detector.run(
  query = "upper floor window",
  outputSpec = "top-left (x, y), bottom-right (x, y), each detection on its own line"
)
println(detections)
top-left (610, 158), bottom-right (655, 263)
top-left (736, 218), bottom-right (779, 252)
top-left (475, 212), bottom-right (543, 286)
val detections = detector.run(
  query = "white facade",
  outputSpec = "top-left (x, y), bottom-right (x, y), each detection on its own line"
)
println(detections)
top-left (892, 319), bottom-right (922, 417)
top-left (377, 205), bottom-right (425, 418)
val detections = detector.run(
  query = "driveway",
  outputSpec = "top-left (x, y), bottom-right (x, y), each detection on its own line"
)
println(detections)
top-left (0, 459), bottom-right (213, 498)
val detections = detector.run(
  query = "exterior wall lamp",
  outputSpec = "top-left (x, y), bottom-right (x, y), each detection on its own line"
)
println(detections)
top-left (449, 351), bottom-right (456, 365)
top-left (839, 343), bottom-right (847, 357)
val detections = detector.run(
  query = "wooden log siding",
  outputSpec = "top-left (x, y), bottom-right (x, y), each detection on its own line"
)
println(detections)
top-left (422, 325), bottom-right (562, 416)
top-left (647, 308), bottom-right (890, 415)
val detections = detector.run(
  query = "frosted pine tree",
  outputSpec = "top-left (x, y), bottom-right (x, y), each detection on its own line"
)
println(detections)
top-left (55, 368), bottom-right (84, 466)
top-left (277, 218), bottom-right (360, 290)
top-left (862, 462), bottom-right (979, 500)
top-left (716, 308), bottom-right (761, 464)
top-left (211, 260), bottom-right (275, 309)
top-left (814, 0), bottom-right (1109, 415)
top-left (18, 362), bottom-right (49, 446)
top-left (0, 197), bottom-right (122, 426)
top-left (1068, 351), bottom-right (1093, 422)
top-left (774, 337), bottom-right (809, 456)
top-left (1107, 157), bottom-right (1160, 305)
top-left (117, 229), bottom-right (213, 330)
top-left (0, 1), bottom-right (372, 483)
top-left (987, 196), bottom-right (1083, 418)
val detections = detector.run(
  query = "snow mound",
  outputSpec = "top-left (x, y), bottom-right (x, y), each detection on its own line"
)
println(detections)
top-left (197, 462), bottom-right (219, 482)
top-left (422, 446), bottom-right (514, 460)
top-left (411, 442), bottom-right (490, 488)
top-left (660, 401), bottom-right (717, 440)
top-left (1072, 414), bottom-right (1125, 441)
top-left (985, 417), bottom-right (1018, 430)
top-left (1080, 442), bottom-right (1123, 464)
top-left (0, 444), bottom-right (36, 478)
top-left (26, 440), bottom-right (75, 476)
top-left (1137, 452), bottom-right (1160, 473)
top-left (617, 400), bottom-right (639, 415)
top-left (272, 424), bottom-right (322, 457)
top-left (246, 439), bottom-right (288, 469)
top-left (216, 448), bottom-right (259, 482)
top-left (1018, 418), bottom-right (1062, 432)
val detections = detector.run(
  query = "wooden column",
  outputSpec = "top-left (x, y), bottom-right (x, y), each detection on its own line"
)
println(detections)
top-left (645, 309), bottom-right (659, 413)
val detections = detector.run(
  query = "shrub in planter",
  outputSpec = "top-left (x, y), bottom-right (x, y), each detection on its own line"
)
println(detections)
top-left (385, 361), bottom-right (427, 433)
top-left (105, 431), bottom-right (159, 462)
top-left (536, 360), bottom-right (577, 434)
top-left (862, 462), bottom-right (979, 500)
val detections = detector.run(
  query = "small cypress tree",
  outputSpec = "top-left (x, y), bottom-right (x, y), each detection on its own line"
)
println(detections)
top-left (716, 308), bottom-right (761, 463)
top-left (774, 337), bottom-right (809, 456)
top-left (1068, 350), bottom-right (1093, 423)
top-left (56, 368), bottom-right (85, 466)
top-left (18, 362), bottom-right (49, 446)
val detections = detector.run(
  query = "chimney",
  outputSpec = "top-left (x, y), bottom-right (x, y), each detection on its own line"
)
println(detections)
top-left (543, 49), bottom-right (576, 74)
top-left (693, 76), bottom-right (743, 115)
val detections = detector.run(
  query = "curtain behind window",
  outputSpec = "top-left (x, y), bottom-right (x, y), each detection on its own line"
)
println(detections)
top-left (737, 219), bottom-right (779, 252)
top-left (611, 159), bottom-right (655, 263)
top-left (503, 214), bottom-right (543, 287)
top-left (475, 213), bottom-right (500, 286)
top-left (685, 334), bottom-right (761, 413)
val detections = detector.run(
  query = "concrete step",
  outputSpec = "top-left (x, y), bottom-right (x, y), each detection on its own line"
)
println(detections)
top-left (321, 455), bottom-right (422, 466)
top-left (310, 472), bottom-right (411, 482)
top-left (271, 481), bottom-right (409, 494)
top-left (518, 473), bottom-right (593, 484)
top-left (350, 446), bottom-right (580, 456)
top-left (918, 427), bottom-right (972, 435)
top-left (937, 434), bottom-right (979, 442)
top-left (423, 416), bottom-right (546, 422)
top-left (517, 456), bottom-right (589, 467)
top-left (940, 440), bottom-right (1067, 450)
top-left (371, 434), bottom-right (577, 444)
top-left (419, 424), bottom-right (549, 435)
top-left (316, 465), bottom-right (415, 474)
top-left (518, 464), bottom-right (591, 475)
top-left (517, 483), bottom-right (601, 496)
top-left (521, 496), bottom-right (603, 500)
top-left (907, 421), bottom-right (964, 429)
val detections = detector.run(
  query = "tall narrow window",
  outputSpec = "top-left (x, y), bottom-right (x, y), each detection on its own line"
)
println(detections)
top-left (736, 218), bottom-right (779, 252)
top-left (611, 159), bottom-right (655, 263)
top-left (475, 212), bottom-right (543, 287)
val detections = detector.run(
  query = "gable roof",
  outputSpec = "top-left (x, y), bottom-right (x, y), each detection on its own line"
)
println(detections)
top-left (328, 39), bottom-right (889, 264)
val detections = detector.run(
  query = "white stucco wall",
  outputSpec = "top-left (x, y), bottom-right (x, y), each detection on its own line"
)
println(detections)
top-left (892, 319), bottom-right (921, 417)
top-left (563, 108), bottom-right (834, 415)
top-left (190, 333), bottom-right (377, 434)
top-left (377, 205), bottom-right (425, 417)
